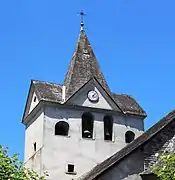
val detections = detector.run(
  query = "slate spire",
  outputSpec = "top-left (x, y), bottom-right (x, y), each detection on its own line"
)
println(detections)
top-left (64, 23), bottom-right (111, 100)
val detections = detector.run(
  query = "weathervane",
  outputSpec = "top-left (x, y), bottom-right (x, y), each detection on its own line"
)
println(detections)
top-left (78, 10), bottom-right (86, 30)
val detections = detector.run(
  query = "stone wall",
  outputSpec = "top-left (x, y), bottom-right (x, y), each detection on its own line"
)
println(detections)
top-left (143, 120), bottom-right (175, 171)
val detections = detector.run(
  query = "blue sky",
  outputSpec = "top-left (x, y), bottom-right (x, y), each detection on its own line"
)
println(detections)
top-left (0, 0), bottom-right (175, 160)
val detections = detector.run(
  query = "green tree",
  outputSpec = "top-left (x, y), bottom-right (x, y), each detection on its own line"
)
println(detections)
top-left (0, 145), bottom-right (45, 180)
top-left (153, 152), bottom-right (175, 180)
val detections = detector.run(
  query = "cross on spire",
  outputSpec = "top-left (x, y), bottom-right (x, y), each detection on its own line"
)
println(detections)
top-left (79, 10), bottom-right (86, 30)
top-left (79, 10), bottom-right (86, 23)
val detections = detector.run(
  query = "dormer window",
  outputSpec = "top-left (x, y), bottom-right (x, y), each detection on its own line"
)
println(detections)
top-left (104, 115), bottom-right (113, 141)
top-left (125, 130), bottom-right (135, 143)
top-left (55, 121), bottom-right (69, 136)
top-left (82, 112), bottom-right (94, 139)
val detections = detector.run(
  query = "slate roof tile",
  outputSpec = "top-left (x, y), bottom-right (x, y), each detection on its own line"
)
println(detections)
top-left (64, 29), bottom-right (111, 99)
top-left (113, 93), bottom-right (146, 116)
top-left (33, 80), bottom-right (62, 103)
top-left (32, 80), bottom-right (146, 116)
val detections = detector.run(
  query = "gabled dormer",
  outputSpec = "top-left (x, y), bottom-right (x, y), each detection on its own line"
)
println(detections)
top-left (22, 80), bottom-right (62, 120)
top-left (65, 77), bottom-right (121, 111)
top-left (23, 82), bottom-right (39, 119)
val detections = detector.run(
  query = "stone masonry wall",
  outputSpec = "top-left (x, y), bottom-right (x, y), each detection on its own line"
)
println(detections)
top-left (143, 120), bottom-right (175, 171)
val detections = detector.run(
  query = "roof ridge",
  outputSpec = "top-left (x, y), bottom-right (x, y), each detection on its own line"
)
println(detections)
top-left (32, 79), bottom-right (62, 87)
top-left (113, 93), bottom-right (132, 96)
top-left (113, 93), bottom-right (138, 99)
top-left (63, 31), bottom-right (80, 85)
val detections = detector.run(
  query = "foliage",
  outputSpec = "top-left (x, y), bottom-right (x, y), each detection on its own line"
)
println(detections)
top-left (0, 146), bottom-right (45, 180)
top-left (153, 152), bottom-right (175, 180)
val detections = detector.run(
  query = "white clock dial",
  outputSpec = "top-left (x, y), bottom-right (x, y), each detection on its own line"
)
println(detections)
top-left (87, 90), bottom-right (99, 102)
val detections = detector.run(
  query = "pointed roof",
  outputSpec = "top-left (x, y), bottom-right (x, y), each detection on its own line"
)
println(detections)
top-left (22, 23), bottom-right (147, 123)
top-left (64, 28), bottom-right (110, 100)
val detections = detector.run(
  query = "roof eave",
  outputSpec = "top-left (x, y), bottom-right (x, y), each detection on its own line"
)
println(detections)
top-left (23, 98), bottom-right (138, 125)
top-left (124, 110), bottom-right (147, 118)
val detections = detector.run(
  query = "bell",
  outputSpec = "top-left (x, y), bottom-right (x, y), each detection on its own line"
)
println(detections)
top-left (105, 132), bottom-right (111, 140)
top-left (84, 130), bottom-right (91, 138)
top-left (106, 132), bottom-right (110, 136)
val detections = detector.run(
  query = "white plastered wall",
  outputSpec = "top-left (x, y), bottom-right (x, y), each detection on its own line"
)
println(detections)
top-left (41, 106), bottom-right (144, 180)
top-left (24, 109), bottom-right (44, 164)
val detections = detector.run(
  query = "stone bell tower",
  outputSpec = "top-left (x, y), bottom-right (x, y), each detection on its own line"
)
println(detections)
top-left (22, 15), bottom-right (146, 180)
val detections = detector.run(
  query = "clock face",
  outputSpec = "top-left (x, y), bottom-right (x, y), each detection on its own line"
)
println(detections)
top-left (87, 90), bottom-right (99, 102)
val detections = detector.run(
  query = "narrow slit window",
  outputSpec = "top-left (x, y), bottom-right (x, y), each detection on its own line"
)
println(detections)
top-left (33, 142), bottom-right (36, 152)
top-left (55, 121), bottom-right (69, 136)
top-left (82, 112), bottom-right (94, 139)
top-left (125, 130), bottom-right (135, 143)
top-left (34, 96), bottom-right (37, 102)
top-left (104, 115), bottom-right (113, 141)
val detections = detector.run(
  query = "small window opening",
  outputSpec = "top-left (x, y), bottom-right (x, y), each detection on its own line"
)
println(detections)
top-left (34, 96), bottom-right (37, 102)
top-left (104, 115), bottom-right (113, 141)
top-left (68, 164), bottom-right (74, 173)
top-left (33, 142), bottom-right (36, 152)
top-left (82, 112), bottom-right (94, 139)
top-left (65, 164), bottom-right (77, 175)
top-left (55, 121), bottom-right (69, 136)
top-left (125, 130), bottom-right (135, 143)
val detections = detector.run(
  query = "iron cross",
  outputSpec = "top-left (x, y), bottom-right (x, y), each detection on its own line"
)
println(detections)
top-left (79, 10), bottom-right (86, 23)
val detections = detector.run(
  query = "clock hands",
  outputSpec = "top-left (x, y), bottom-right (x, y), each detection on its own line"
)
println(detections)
top-left (87, 90), bottom-right (99, 102)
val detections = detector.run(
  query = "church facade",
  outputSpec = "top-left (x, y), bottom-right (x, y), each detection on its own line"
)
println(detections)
top-left (22, 22), bottom-right (175, 180)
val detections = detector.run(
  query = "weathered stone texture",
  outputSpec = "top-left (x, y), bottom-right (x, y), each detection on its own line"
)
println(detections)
top-left (143, 120), bottom-right (175, 171)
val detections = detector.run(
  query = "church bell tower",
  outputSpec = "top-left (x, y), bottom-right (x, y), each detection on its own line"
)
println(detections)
top-left (22, 14), bottom-right (146, 180)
